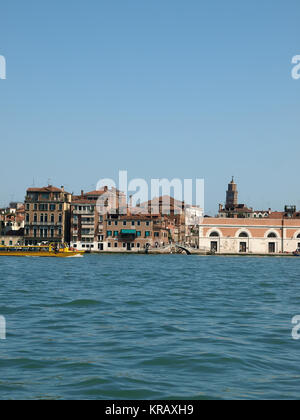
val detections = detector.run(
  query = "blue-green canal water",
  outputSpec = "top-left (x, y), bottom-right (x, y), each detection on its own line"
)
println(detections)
top-left (0, 254), bottom-right (300, 400)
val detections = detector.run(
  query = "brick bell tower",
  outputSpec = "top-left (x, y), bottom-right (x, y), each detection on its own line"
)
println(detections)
top-left (226, 177), bottom-right (238, 208)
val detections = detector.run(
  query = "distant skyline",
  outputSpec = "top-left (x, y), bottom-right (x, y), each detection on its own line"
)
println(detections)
top-left (1, 0), bottom-right (300, 214)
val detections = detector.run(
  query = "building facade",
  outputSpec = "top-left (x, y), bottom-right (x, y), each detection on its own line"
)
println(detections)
top-left (70, 192), bottom-right (187, 252)
top-left (0, 231), bottom-right (24, 246)
top-left (24, 186), bottom-right (72, 245)
top-left (70, 187), bottom-right (127, 251)
top-left (101, 214), bottom-right (169, 252)
top-left (199, 217), bottom-right (300, 254)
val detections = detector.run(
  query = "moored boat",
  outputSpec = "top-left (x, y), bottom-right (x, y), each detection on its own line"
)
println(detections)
top-left (0, 243), bottom-right (85, 258)
top-left (293, 248), bottom-right (300, 257)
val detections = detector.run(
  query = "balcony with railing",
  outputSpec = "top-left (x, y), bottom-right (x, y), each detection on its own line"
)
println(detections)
top-left (81, 219), bottom-right (95, 226)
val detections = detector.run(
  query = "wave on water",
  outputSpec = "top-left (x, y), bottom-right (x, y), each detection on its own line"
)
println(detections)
top-left (66, 255), bottom-right (84, 258)
top-left (60, 299), bottom-right (101, 307)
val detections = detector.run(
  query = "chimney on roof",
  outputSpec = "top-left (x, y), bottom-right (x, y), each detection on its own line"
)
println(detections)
top-left (61, 186), bottom-right (64, 192)
top-left (81, 190), bottom-right (84, 197)
top-left (104, 186), bottom-right (108, 192)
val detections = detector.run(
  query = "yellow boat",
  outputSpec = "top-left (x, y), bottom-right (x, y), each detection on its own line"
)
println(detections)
top-left (0, 244), bottom-right (85, 258)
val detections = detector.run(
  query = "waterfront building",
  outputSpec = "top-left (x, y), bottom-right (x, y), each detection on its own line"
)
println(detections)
top-left (184, 206), bottom-right (204, 248)
top-left (102, 213), bottom-right (169, 252)
top-left (24, 186), bottom-right (72, 245)
top-left (0, 230), bottom-right (24, 246)
top-left (0, 203), bottom-right (25, 246)
top-left (0, 204), bottom-right (24, 234)
top-left (70, 189), bottom-right (173, 252)
top-left (199, 179), bottom-right (300, 254)
top-left (199, 216), bottom-right (300, 254)
top-left (138, 196), bottom-right (187, 244)
top-left (70, 187), bottom-right (127, 251)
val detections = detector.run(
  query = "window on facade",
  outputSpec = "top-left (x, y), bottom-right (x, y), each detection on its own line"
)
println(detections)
top-left (297, 234), bottom-right (300, 239)
top-left (114, 231), bottom-right (118, 237)
top-left (114, 243), bottom-right (118, 248)
top-left (26, 213), bottom-right (29, 222)
top-left (40, 214), bottom-right (44, 222)
top-left (267, 233), bottom-right (277, 238)
top-left (145, 231), bottom-right (151, 237)
top-left (107, 231), bottom-right (112, 237)
top-left (239, 232), bottom-right (249, 238)
top-left (51, 214), bottom-right (55, 223)
top-left (123, 221), bottom-right (127, 226)
top-left (209, 232), bottom-right (219, 237)
top-left (108, 243), bottom-right (111, 248)
top-left (136, 231), bottom-right (141, 237)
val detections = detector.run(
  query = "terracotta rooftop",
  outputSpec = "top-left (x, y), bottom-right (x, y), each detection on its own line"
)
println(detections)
top-left (27, 185), bottom-right (69, 194)
top-left (84, 190), bottom-right (106, 196)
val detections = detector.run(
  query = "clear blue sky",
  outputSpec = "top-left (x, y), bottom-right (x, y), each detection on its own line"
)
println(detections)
top-left (0, 0), bottom-right (299, 214)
